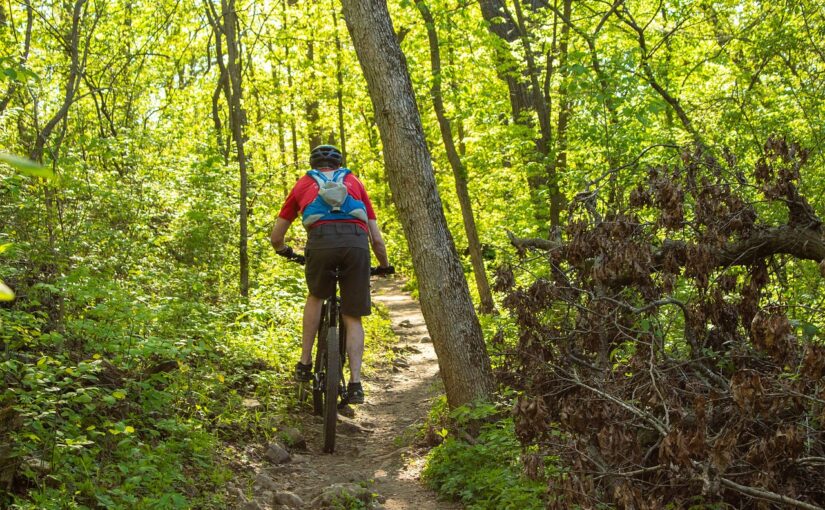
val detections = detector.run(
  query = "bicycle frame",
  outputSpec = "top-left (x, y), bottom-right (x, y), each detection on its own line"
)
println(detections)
top-left (291, 262), bottom-right (393, 453)
top-left (310, 271), bottom-right (349, 453)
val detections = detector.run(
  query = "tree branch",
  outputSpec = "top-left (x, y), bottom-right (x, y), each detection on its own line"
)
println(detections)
top-left (719, 477), bottom-right (824, 510)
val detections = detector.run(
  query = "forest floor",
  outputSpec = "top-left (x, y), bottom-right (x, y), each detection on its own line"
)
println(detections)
top-left (230, 278), bottom-right (461, 510)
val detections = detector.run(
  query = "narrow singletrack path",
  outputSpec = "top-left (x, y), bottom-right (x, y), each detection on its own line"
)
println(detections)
top-left (263, 278), bottom-right (460, 509)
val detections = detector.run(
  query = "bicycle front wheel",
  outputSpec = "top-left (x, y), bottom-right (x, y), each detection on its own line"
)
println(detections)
top-left (323, 326), bottom-right (340, 453)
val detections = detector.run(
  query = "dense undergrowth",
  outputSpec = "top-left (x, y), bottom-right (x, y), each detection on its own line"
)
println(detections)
top-left (1, 257), bottom-right (396, 509)
top-left (421, 396), bottom-right (548, 510)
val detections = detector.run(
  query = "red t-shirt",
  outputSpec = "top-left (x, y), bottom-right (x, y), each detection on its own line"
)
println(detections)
top-left (278, 171), bottom-right (377, 232)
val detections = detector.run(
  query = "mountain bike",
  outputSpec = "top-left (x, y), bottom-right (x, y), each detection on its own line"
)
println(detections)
top-left (294, 263), bottom-right (394, 453)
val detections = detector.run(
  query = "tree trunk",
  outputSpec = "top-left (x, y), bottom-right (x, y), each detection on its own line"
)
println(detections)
top-left (415, 0), bottom-right (496, 315)
top-left (476, 0), bottom-right (534, 123)
top-left (280, 0), bottom-right (300, 168)
top-left (332, 2), bottom-right (347, 159)
top-left (208, 0), bottom-right (250, 296)
top-left (30, 0), bottom-right (88, 164)
top-left (340, 0), bottom-right (494, 408)
top-left (548, 0), bottom-right (573, 230)
top-left (304, 4), bottom-right (322, 150)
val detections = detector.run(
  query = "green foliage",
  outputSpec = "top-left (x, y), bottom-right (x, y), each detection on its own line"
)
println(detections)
top-left (422, 412), bottom-right (547, 510)
top-left (0, 265), bottom-right (299, 507)
top-left (0, 154), bottom-right (54, 179)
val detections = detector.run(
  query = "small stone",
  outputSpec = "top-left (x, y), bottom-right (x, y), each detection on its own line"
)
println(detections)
top-left (399, 319), bottom-right (413, 328)
top-left (273, 491), bottom-right (304, 508)
top-left (420, 336), bottom-right (432, 343)
top-left (241, 501), bottom-right (263, 510)
top-left (22, 456), bottom-right (51, 474)
top-left (279, 426), bottom-right (306, 450)
top-left (254, 472), bottom-right (278, 492)
top-left (311, 483), bottom-right (376, 508)
top-left (291, 454), bottom-right (309, 464)
top-left (337, 415), bottom-right (373, 435)
top-left (264, 442), bottom-right (291, 464)
top-left (265, 464), bottom-right (297, 476)
top-left (242, 398), bottom-right (261, 409)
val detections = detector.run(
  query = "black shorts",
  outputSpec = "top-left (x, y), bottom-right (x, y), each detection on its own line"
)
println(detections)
top-left (305, 223), bottom-right (371, 317)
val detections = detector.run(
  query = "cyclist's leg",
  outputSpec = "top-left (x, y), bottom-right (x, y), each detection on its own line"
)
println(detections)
top-left (339, 243), bottom-right (370, 401)
top-left (341, 314), bottom-right (364, 383)
top-left (303, 240), bottom-right (338, 367)
top-left (300, 294), bottom-right (324, 365)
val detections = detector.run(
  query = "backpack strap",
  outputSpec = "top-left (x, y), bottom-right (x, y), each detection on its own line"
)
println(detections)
top-left (331, 168), bottom-right (350, 183)
top-left (307, 168), bottom-right (351, 185)
top-left (306, 169), bottom-right (328, 186)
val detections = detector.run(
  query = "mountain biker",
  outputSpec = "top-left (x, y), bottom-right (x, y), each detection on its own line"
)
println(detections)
top-left (270, 144), bottom-right (391, 404)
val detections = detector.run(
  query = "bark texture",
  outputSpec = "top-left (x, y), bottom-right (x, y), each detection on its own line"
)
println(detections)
top-left (340, 0), bottom-right (494, 407)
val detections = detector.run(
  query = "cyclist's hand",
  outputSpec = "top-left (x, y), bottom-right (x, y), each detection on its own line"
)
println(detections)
top-left (371, 265), bottom-right (395, 276)
top-left (276, 246), bottom-right (305, 265)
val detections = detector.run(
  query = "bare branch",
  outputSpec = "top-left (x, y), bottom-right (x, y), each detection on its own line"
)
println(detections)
top-left (719, 477), bottom-right (824, 510)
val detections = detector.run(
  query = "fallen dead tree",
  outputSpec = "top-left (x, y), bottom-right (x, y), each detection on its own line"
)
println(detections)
top-left (499, 138), bottom-right (825, 508)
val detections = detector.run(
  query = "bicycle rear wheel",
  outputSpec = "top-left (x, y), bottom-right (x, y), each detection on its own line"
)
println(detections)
top-left (312, 316), bottom-right (329, 416)
top-left (323, 326), bottom-right (340, 453)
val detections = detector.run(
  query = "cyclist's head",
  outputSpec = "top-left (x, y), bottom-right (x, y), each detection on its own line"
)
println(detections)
top-left (309, 145), bottom-right (343, 169)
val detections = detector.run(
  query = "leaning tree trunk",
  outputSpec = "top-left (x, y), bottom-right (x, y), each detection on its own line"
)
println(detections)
top-left (340, 0), bottom-right (494, 408)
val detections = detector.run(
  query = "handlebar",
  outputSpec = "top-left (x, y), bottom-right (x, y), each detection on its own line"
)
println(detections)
top-left (277, 246), bottom-right (394, 276)
top-left (371, 265), bottom-right (395, 276)
top-left (276, 246), bottom-right (306, 265)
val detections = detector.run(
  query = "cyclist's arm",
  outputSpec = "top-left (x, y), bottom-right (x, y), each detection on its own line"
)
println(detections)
top-left (270, 217), bottom-right (293, 252)
top-left (368, 219), bottom-right (390, 267)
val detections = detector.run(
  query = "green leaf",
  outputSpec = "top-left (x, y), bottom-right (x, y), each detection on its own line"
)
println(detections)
top-left (0, 243), bottom-right (11, 254)
top-left (0, 280), bottom-right (14, 301)
top-left (569, 63), bottom-right (588, 75)
top-left (0, 154), bottom-right (55, 179)
top-left (801, 323), bottom-right (820, 339)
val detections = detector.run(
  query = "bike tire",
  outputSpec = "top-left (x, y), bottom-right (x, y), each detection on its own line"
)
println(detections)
top-left (312, 318), bottom-right (329, 416)
top-left (323, 326), bottom-right (340, 453)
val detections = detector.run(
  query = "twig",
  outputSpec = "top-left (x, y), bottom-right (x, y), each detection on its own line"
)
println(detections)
top-left (567, 368), bottom-right (669, 437)
top-left (797, 457), bottom-right (825, 466)
top-left (594, 464), bottom-right (663, 479)
top-left (719, 477), bottom-right (823, 510)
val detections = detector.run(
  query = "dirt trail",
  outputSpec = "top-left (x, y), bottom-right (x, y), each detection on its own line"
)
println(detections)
top-left (262, 278), bottom-right (460, 509)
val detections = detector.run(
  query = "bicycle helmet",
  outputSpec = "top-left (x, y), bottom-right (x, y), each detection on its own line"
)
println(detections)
top-left (309, 145), bottom-right (343, 168)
